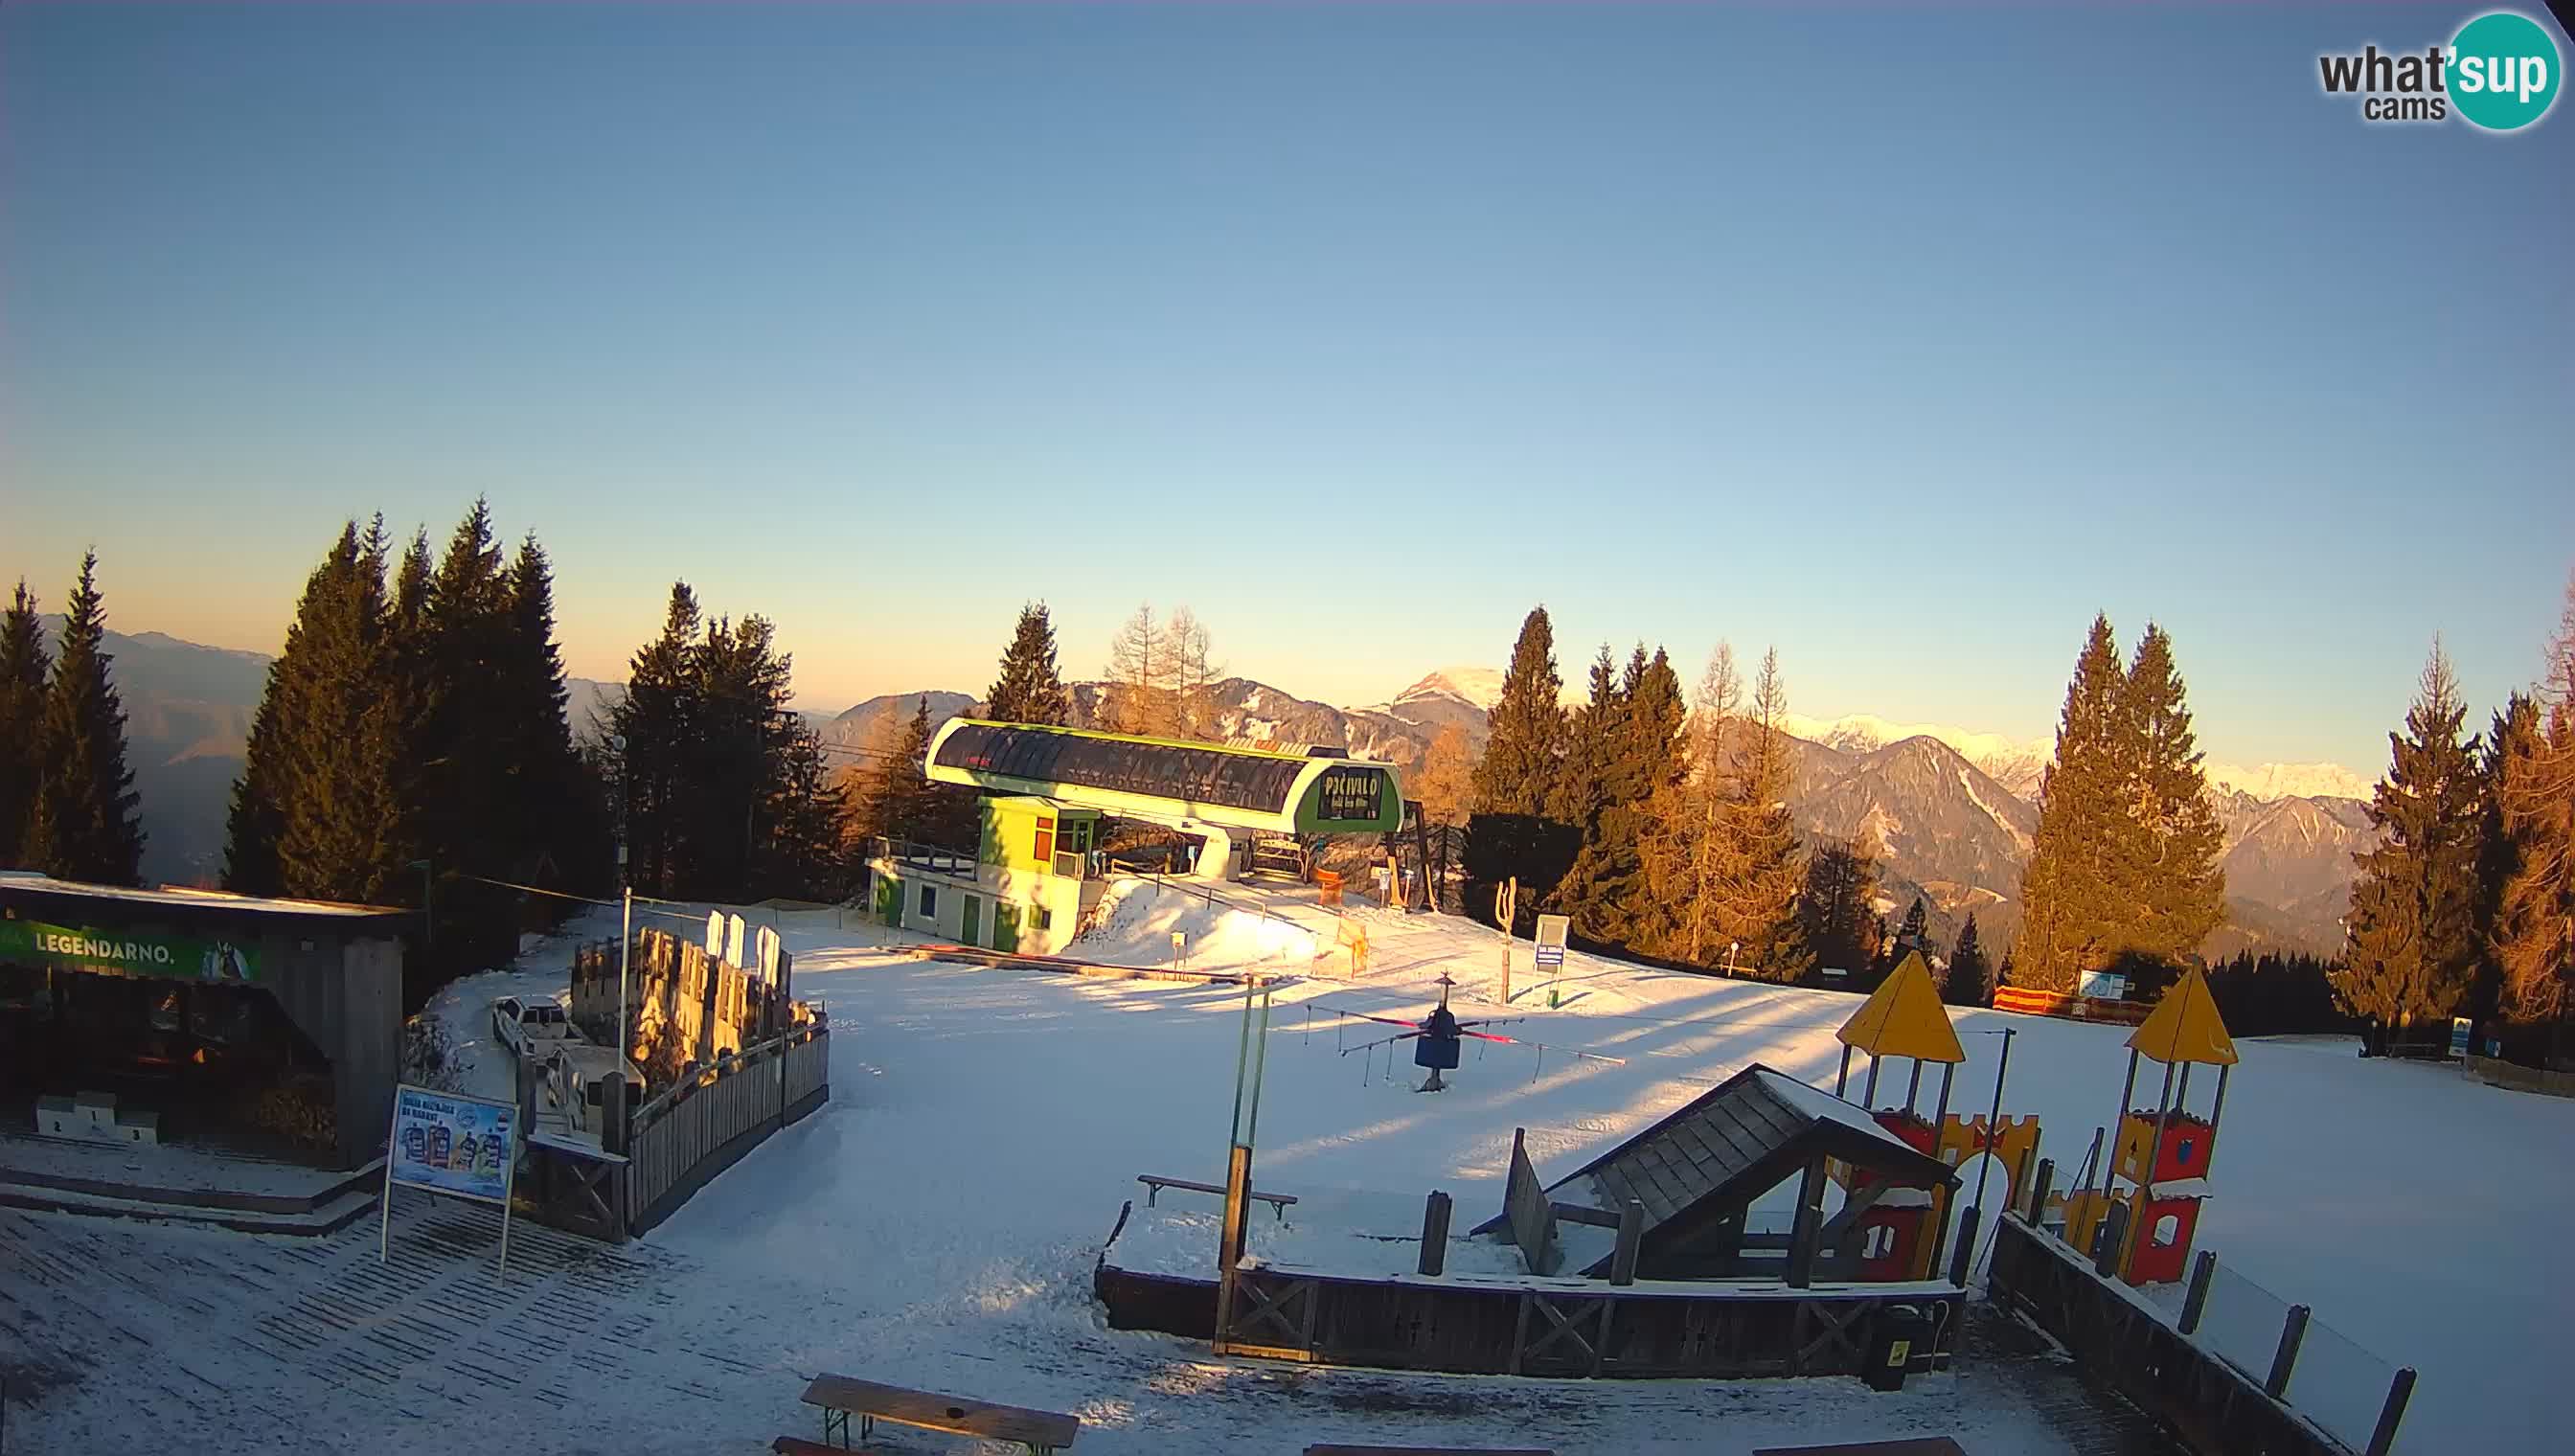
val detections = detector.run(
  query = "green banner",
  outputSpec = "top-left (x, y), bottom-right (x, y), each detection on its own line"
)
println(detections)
top-left (0, 918), bottom-right (260, 984)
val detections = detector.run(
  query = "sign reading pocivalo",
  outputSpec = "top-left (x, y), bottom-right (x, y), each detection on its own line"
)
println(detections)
top-left (1316, 766), bottom-right (1384, 824)
top-left (1534, 913), bottom-right (1569, 967)
top-left (388, 1086), bottom-right (514, 1203)
top-left (0, 918), bottom-right (259, 984)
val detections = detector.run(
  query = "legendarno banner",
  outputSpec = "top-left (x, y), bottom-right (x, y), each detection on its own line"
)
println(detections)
top-left (0, 918), bottom-right (260, 983)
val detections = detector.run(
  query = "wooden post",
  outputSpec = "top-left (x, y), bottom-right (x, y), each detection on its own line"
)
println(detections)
top-left (2092, 1199), bottom-right (2128, 1277)
top-left (2201, 1061), bottom-right (2232, 1180)
top-left (2178, 1249), bottom-right (2217, 1335)
top-left (2365, 1367), bottom-right (2417, 1456)
top-left (602, 1071), bottom-right (631, 1237)
top-left (1212, 1143), bottom-right (1254, 1353)
top-left (1924, 1059), bottom-right (1960, 1283)
top-left (2122, 1056), bottom-right (2181, 1282)
top-left (1609, 1199), bottom-right (1644, 1286)
top-left (2027, 1157), bottom-right (2054, 1225)
top-left (1785, 1154), bottom-right (1828, 1289)
top-left (2267, 1304), bottom-right (2311, 1399)
top-left (1418, 1192), bottom-right (1451, 1275)
top-left (1860, 1053), bottom-right (1881, 1109)
top-left (1834, 1043), bottom-right (1854, 1097)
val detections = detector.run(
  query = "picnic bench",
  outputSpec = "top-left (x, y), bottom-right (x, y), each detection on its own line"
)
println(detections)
top-left (1304, 1446), bottom-right (1556, 1455)
top-left (1137, 1173), bottom-right (1297, 1220)
top-left (784, 1374), bottom-right (1080, 1454)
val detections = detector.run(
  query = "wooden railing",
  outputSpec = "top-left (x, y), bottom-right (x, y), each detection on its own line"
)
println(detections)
top-left (625, 1019), bottom-right (831, 1235)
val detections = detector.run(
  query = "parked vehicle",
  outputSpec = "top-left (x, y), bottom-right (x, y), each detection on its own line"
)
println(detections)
top-left (490, 995), bottom-right (581, 1057)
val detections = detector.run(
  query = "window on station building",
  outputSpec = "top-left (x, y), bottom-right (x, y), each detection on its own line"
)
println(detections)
top-left (1035, 817), bottom-right (1055, 864)
top-left (1034, 905), bottom-right (1053, 931)
top-left (919, 885), bottom-right (937, 918)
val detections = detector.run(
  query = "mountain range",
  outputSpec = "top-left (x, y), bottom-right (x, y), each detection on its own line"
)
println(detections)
top-left (35, 627), bottom-right (2377, 955)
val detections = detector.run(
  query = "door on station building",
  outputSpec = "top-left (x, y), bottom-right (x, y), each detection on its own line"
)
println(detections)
top-left (876, 874), bottom-right (901, 927)
top-left (993, 903), bottom-right (1021, 953)
top-left (962, 896), bottom-right (981, 947)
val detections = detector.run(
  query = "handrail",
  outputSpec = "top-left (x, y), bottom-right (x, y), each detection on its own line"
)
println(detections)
top-left (629, 1019), bottom-right (829, 1135)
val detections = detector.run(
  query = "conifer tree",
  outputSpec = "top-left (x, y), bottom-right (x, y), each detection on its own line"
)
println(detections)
top-left (1943, 913), bottom-right (1991, 1006)
top-left (2017, 615), bottom-right (2135, 990)
top-left (1472, 606), bottom-right (1566, 817)
top-left (1642, 642), bottom-right (1743, 966)
top-left (985, 603), bottom-right (1071, 726)
top-left (271, 522), bottom-right (408, 901)
top-left (0, 581), bottom-right (53, 860)
top-left (1897, 897), bottom-right (1929, 953)
top-left (1548, 646), bottom-right (1621, 836)
top-left (1795, 838), bottom-right (1881, 978)
top-left (2495, 577), bottom-right (2575, 1033)
top-left (612, 583), bottom-right (704, 896)
top-left (2478, 694), bottom-right (2541, 1025)
top-left (2336, 645), bottom-right (2487, 1033)
top-left (1466, 606), bottom-right (1576, 931)
top-left (26, 552), bottom-right (146, 884)
top-left (2118, 625), bottom-right (2227, 966)
top-left (497, 534), bottom-right (598, 890)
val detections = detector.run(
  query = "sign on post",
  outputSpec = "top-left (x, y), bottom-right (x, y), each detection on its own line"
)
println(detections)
top-left (381, 1085), bottom-right (519, 1275)
top-left (1534, 914), bottom-right (1570, 970)
top-left (2078, 969), bottom-right (2129, 1002)
top-left (2450, 1016), bottom-right (2472, 1059)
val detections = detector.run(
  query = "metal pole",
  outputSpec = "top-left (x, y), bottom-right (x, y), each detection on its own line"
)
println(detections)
top-left (1924, 1058), bottom-right (1959, 1281)
top-left (617, 888), bottom-right (633, 1067)
top-left (1957, 1028), bottom-right (2013, 1286)
top-left (2201, 1062), bottom-right (2232, 1180)
top-left (1903, 1058), bottom-right (1924, 1116)
top-left (1861, 1052), bottom-right (1881, 1109)
top-left (1834, 1043), bottom-right (1854, 1097)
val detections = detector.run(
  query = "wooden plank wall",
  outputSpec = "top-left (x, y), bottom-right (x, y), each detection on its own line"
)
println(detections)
top-left (624, 1022), bottom-right (832, 1235)
top-left (569, 928), bottom-right (795, 1064)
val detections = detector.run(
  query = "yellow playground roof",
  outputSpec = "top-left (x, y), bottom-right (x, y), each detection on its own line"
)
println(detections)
top-left (1835, 950), bottom-right (1965, 1063)
top-left (2127, 966), bottom-right (2239, 1066)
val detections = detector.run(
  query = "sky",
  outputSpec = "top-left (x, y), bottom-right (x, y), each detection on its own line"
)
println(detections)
top-left (4, 2), bottom-right (2569, 776)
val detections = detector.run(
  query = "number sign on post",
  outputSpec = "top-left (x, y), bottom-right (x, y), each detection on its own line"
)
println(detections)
top-left (1534, 914), bottom-right (1570, 969)
top-left (381, 1085), bottom-right (519, 1276)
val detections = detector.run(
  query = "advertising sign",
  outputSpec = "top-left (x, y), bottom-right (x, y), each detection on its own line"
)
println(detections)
top-left (0, 918), bottom-right (258, 984)
top-left (2450, 1016), bottom-right (2472, 1059)
top-left (388, 1086), bottom-right (514, 1203)
top-left (382, 1083), bottom-right (518, 1275)
top-left (756, 924), bottom-right (782, 986)
top-left (1315, 766), bottom-right (1385, 824)
top-left (1534, 913), bottom-right (1570, 968)
top-left (2077, 969), bottom-right (2129, 1002)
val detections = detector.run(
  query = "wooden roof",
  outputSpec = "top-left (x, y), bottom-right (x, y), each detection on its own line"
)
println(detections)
top-left (1471, 1062), bottom-right (1957, 1275)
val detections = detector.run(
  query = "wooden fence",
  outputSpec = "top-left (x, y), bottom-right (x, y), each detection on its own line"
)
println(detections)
top-left (2464, 1053), bottom-right (2575, 1098)
top-left (1988, 1211), bottom-right (2410, 1456)
top-left (625, 1020), bottom-right (831, 1235)
top-left (1993, 986), bottom-right (2152, 1025)
top-left (571, 926), bottom-right (795, 1070)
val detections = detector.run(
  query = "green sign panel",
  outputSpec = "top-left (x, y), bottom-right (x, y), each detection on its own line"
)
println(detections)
top-left (0, 918), bottom-right (260, 984)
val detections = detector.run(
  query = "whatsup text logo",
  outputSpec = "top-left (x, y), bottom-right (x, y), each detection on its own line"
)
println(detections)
top-left (2318, 11), bottom-right (2561, 130)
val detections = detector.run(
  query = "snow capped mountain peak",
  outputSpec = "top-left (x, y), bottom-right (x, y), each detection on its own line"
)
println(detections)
top-left (1783, 713), bottom-right (2054, 796)
top-left (1403, 666), bottom-right (1506, 711)
top-left (2203, 762), bottom-right (2372, 803)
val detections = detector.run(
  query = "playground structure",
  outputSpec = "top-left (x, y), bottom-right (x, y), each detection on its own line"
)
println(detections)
top-left (2059, 966), bottom-right (2236, 1287)
top-left (1829, 951), bottom-right (2042, 1285)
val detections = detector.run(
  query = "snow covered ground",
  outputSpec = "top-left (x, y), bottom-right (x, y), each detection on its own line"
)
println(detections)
top-left (7, 886), bottom-right (2567, 1452)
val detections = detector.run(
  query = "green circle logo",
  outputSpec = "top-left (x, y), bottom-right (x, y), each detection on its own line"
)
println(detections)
top-left (2450, 11), bottom-right (2562, 130)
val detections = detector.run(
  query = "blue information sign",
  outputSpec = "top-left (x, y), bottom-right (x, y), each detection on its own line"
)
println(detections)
top-left (389, 1086), bottom-right (515, 1204)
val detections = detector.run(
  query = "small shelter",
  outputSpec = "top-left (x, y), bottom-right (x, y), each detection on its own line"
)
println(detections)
top-left (1, 875), bottom-right (407, 1170)
top-left (1471, 1062), bottom-right (1958, 1285)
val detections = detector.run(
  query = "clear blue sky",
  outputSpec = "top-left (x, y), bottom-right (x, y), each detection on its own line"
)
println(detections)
top-left (5, 2), bottom-right (2568, 774)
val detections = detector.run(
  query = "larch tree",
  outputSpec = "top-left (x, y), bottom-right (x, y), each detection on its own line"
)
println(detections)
top-left (985, 603), bottom-right (1071, 726)
top-left (1413, 724), bottom-right (1478, 827)
top-left (1, 580), bottom-right (55, 861)
top-left (1724, 648), bottom-right (1810, 980)
top-left (1164, 606), bottom-right (1223, 741)
top-left (2495, 576), bottom-right (2575, 1034)
top-left (25, 552), bottom-right (146, 885)
top-left (2337, 644), bottom-right (2487, 1034)
top-left (1104, 603), bottom-right (1173, 736)
top-left (1642, 642), bottom-right (1743, 966)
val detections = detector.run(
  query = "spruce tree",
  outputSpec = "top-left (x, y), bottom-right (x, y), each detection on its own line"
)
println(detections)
top-left (1897, 896), bottom-right (1929, 952)
top-left (1546, 646), bottom-right (1625, 933)
top-left (1465, 606), bottom-right (1575, 931)
top-left (271, 522), bottom-right (407, 901)
top-left (2017, 615), bottom-right (2133, 991)
top-left (413, 499), bottom-right (515, 919)
top-left (611, 583), bottom-right (704, 896)
top-left (1795, 837), bottom-right (1882, 978)
top-left (2337, 645), bottom-right (2486, 1032)
top-left (26, 552), bottom-right (146, 884)
top-left (0, 581), bottom-right (53, 861)
top-left (2117, 625), bottom-right (2227, 967)
top-left (985, 603), bottom-right (1071, 726)
top-left (1943, 913), bottom-right (1991, 1007)
top-left (1472, 606), bottom-right (1566, 817)
top-left (499, 534), bottom-right (597, 890)
top-left (2495, 578), bottom-right (2575, 1034)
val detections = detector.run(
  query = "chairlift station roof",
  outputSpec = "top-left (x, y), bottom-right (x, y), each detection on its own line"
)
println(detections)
top-left (925, 719), bottom-right (1403, 835)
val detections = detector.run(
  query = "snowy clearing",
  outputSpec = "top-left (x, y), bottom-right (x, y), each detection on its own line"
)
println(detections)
top-left (6, 892), bottom-right (2567, 1452)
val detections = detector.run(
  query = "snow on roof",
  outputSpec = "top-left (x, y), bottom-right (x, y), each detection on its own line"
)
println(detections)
top-left (1752, 1069), bottom-right (1936, 1160)
top-left (0, 875), bottom-right (408, 919)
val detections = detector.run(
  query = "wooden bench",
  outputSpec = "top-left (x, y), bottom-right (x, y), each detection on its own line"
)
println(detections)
top-left (791, 1374), bottom-right (1080, 1453)
top-left (1304, 1446), bottom-right (1556, 1455)
top-left (1137, 1173), bottom-right (1297, 1220)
